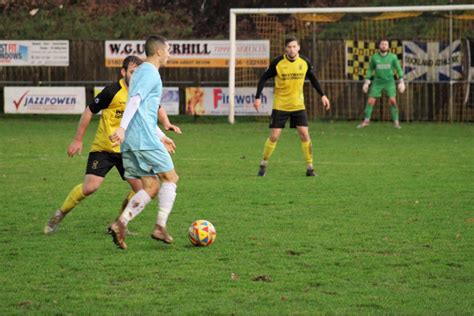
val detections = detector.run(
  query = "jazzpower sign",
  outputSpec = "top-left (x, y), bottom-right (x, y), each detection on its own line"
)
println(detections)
top-left (105, 40), bottom-right (270, 68)
top-left (4, 87), bottom-right (86, 114)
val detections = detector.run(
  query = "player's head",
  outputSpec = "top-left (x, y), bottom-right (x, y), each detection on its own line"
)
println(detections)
top-left (145, 35), bottom-right (171, 65)
top-left (121, 55), bottom-right (143, 86)
top-left (378, 39), bottom-right (390, 53)
top-left (284, 36), bottom-right (300, 60)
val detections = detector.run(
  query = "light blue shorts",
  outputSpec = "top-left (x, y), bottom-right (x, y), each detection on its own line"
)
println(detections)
top-left (122, 149), bottom-right (174, 179)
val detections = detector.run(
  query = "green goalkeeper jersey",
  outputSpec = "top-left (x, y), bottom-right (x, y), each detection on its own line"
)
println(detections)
top-left (365, 52), bottom-right (403, 83)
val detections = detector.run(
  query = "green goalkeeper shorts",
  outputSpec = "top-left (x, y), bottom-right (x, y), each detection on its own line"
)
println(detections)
top-left (368, 81), bottom-right (397, 98)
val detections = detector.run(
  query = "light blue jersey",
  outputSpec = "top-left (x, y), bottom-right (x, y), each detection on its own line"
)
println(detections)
top-left (122, 62), bottom-right (163, 152)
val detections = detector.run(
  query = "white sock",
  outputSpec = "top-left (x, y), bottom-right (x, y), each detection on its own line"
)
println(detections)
top-left (157, 182), bottom-right (177, 227)
top-left (260, 160), bottom-right (268, 166)
top-left (119, 190), bottom-right (151, 225)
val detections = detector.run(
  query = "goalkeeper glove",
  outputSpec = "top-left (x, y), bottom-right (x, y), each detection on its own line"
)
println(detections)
top-left (398, 79), bottom-right (406, 93)
top-left (362, 80), bottom-right (371, 94)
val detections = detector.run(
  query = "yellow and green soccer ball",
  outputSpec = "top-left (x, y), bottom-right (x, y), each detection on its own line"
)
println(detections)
top-left (188, 220), bottom-right (216, 247)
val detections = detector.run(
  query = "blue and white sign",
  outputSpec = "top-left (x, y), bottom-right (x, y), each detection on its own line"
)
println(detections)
top-left (0, 41), bottom-right (69, 66)
top-left (403, 40), bottom-right (462, 81)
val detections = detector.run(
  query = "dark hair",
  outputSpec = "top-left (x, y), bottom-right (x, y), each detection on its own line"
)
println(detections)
top-left (378, 38), bottom-right (390, 45)
top-left (285, 36), bottom-right (299, 46)
top-left (121, 55), bottom-right (143, 70)
top-left (145, 35), bottom-right (168, 57)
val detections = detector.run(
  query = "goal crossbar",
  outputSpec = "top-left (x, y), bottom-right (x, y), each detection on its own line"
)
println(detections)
top-left (228, 4), bottom-right (474, 123)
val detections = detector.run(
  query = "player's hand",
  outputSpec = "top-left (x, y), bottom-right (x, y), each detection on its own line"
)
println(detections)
top-left (109, 127), bottom-right (125, 147)
top-left (321, 95), bottom-right (331, 110)
top-left (67, 139), bottom-right (83, 157)
top-left (398, 79), bottom-right (406, 93)
top-left (161, 136), bottom-right (176, 154)
top-left (362, 80), bottom-right (371, 94)
top-left (253, 98), bottom-right (261, 112)
top-left (165, 124), bottom-right (182, 134)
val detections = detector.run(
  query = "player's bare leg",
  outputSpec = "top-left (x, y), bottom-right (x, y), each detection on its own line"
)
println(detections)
top-left (389, 97), bottom-right (401, 129)
top-left (45, 174), bottom-right (104, 234)
top-left (258, 128), bottom-right (282, 176)
top-left (151, 170), bottom-right (179, 244)
top-left (297, 126), bottom-right (317, 176)
top-left (358, 97), bottom-right (376, 128)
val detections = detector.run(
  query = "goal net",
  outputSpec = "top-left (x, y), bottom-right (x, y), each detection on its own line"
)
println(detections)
top-left (228, 5), bottom-right (474, 124)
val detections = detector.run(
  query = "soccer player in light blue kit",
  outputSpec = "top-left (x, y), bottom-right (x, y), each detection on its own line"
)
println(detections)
top-left (109, 35), bottom-right (178, 249)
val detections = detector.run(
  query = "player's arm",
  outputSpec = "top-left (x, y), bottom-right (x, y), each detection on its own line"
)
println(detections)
top-left (254, 58), bottom-right (278, 112)
top-left (156, 125), bottom-right (176, 154)
top-left (67, 107), bottom-right (93, 157)
top-left (363, 55), bottom-right (376, 91)
top-left (110, 94), bottom-right (141, 147)
top-left (393, 56), bottom-right (405, 93)
top-left (68, 86), bottom-right (114, 156)
top-left (305, 58), bottom-right (330, 110)
top-left (156, 106), bottom-right (178, 154)
top-left (158, 106), bottom-right (181, 134)
top-left (363, 56), bottom-right (375, 93)
top-left (365, 56), bottom-right (375, 81)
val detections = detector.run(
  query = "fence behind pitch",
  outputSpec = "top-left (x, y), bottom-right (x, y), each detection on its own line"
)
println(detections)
top-left (1, 37), bottom-right (474, 121)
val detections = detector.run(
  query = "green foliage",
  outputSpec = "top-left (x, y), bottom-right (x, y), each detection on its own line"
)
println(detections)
top-left (1, 0), bottom-right (471, 40)
top-left (0, 4), bottom-right (193, 40)
top-left (0, 116), bottom-right (473, 314)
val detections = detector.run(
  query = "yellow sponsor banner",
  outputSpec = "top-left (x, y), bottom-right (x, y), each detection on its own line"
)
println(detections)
top-left (107, 58), bottom-right (268, 68)
top-left (105, 40), bottom-right (270, 68)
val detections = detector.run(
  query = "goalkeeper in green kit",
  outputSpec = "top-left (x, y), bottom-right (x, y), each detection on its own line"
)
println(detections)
top-left (357, 39), bottom-right (405, 129)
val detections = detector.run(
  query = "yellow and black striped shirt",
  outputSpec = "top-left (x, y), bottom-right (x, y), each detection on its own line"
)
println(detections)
top-left (256, 54), bottom-right (325, 112)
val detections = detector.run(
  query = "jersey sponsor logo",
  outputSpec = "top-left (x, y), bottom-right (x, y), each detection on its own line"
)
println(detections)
top-left (115, 110), bottom-right (124, 119)
top-left (281, 73), bottom-right (305, 80)
top-left (376, 64), bottom-right (392, 69)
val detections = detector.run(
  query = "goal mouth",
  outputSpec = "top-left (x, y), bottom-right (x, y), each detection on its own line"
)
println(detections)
top-left (228, 5), bottom-right (474, 123)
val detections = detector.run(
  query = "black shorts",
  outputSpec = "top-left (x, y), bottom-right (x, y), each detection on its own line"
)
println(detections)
top-left (85, 152), bottom-right (126, 180)
top-left (269, 109), bottom-right (308, 129)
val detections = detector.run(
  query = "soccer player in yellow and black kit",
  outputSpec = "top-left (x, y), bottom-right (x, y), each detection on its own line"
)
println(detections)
top-left (44, 55), bottom-right (180, 234)
top-left (254, 36), bottom-right (330, 177)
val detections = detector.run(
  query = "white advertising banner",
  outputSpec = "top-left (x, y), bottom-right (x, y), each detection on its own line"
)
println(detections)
top-left (185, 87), bottom-right (273, 116)
top-left (0, 40), bottom-right (69, 66)
top-left (105, 40), bottom-right (270, 68)
top-left (94, 86), bottom-right (179, 115)
top-left (4, 87), bottom-right (85, 114)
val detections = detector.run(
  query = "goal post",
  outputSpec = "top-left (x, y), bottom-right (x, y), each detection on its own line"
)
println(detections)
top-left (228, 4), bottom-right (474, 124)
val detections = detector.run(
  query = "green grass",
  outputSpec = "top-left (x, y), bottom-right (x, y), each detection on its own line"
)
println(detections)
top-left (0, 115), bottom-right (473, 315)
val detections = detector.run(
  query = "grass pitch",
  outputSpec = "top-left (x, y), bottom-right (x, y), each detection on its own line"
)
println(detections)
top-left (0, 115), bottom-right (473, 314)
